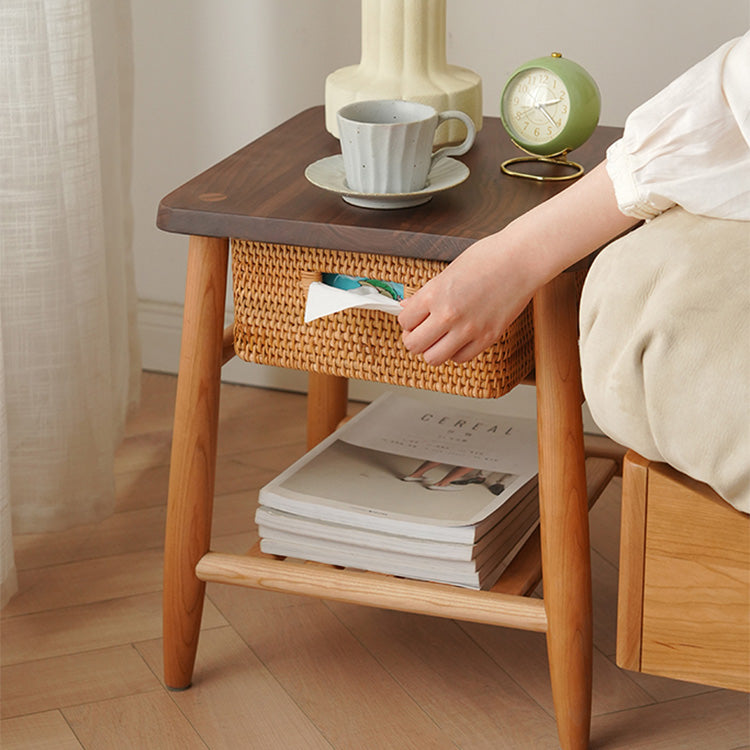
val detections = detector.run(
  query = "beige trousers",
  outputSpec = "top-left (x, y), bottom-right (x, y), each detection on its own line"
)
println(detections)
top-left (579, 207), bottom-right (750, 513)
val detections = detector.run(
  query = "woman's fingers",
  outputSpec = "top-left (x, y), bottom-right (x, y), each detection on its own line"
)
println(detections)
top-left (421, 334), bottom-right (469, 366)
top-left (400, 313), bottom-right (448, 356)
top-left (448, 339), bottom-right (490, 365)
top-left (398, 274), bottom-right (495, 364)
top-left (401, 312), bottom-right (490, 366)
top-left (397, 299), bottom-right (428, 334)
top-left (397, 233), bottom-right (537, 366)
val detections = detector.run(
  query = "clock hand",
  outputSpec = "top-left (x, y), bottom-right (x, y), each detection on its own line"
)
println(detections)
top-left (536, 103), bottom-right (558, 128)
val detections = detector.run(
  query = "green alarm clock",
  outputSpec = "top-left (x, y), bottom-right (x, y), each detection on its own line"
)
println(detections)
top-left (499, 52), bottom-right (601, 180)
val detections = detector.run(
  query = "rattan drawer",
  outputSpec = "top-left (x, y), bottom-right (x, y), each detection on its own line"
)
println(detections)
top-left (231, 241), bottom-right (535, 399)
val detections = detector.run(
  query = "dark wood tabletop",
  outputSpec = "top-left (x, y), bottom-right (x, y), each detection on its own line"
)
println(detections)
top-left (157, 106), bottom-right (621, 262)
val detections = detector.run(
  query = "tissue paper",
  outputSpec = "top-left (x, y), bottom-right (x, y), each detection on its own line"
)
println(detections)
top-left (305, 282), bottom-right (404, 323)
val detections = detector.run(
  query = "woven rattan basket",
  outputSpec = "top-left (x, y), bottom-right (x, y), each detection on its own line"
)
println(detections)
top-left (231, 241), bottom-right (535, 399)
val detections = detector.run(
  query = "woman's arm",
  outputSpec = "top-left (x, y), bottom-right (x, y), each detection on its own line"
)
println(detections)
top-left (399, 34), bottom-right (748, 368)
top-left (398, 161), bottom-right (639, 366)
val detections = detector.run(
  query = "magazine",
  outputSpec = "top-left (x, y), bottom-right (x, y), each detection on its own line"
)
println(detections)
top-left (256, 482), bottom-right (538, 563)
top-left (259, 393), bottom-right (538, 540)
top-left (259, 519), bottom-right (537, 589)
top-left (256, 392), bottom-right (540, 589)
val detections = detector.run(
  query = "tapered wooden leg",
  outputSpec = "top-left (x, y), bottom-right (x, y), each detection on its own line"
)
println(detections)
top-left (306, 372), bottom-right (349, 449)
top-left (533, 274), bottom-right (592, 750)
top-left (163, 235), bottom-right (228, 689)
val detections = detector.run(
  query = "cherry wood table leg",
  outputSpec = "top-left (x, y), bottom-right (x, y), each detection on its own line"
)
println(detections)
top-left (163, 235), bottom-right (229, 689)
top-left (533, 273), bottom-right (592, 750)
top-left (306, 372), bottom-right (349, 449)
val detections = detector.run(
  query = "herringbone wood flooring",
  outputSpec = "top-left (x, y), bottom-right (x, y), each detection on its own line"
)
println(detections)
top-left (2, 372), bottom-right (748, 749)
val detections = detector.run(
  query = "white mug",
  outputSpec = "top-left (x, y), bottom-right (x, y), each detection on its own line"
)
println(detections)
top-left (336, 99), bottom-right (475, 194)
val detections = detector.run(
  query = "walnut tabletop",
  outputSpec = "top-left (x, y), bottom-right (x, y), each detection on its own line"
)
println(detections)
top-left (157, 106), bottom-right (621, 262)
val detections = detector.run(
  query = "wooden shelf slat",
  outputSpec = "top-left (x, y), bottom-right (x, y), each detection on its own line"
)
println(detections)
top-left (196, 546), bottom-right (548, 632)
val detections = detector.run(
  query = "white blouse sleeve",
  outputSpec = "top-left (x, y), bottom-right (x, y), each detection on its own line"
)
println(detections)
top-left (606, 31), bottom-right (750, 221)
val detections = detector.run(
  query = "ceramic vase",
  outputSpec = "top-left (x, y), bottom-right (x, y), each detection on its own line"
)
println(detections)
top-left (325, 0), bottom-right (482, 145)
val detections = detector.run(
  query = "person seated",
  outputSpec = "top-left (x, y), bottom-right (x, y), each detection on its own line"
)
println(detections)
top-left (398, 32), bottom-right (749, 513)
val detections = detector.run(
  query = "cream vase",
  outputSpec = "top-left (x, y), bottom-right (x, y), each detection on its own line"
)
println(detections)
top-left (325, 0), bottom-right (482, 146)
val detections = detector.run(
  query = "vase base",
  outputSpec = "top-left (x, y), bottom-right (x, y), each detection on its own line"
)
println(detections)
top-left (325, 65), bottom-right (482, 146)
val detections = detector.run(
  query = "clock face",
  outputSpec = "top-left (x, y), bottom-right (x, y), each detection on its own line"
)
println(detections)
top-left (502, 68), bottom-right (570, 147)
top-left (500, 54), bottom-right (601, 158)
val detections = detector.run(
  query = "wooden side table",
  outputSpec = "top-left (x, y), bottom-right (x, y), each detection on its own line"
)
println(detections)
top-left (157, 106), bottom-right (621, 750)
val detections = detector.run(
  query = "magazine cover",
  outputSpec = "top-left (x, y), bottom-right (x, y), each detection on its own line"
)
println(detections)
top-left (258, 393), bottom-right (539, 543)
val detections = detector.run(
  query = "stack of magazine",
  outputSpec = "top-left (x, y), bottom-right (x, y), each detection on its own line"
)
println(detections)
top-left (256, 393), bottom-right (540, 590)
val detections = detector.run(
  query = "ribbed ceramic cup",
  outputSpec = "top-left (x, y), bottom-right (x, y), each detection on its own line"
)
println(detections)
top-left (337, 100), bottom-right (475, 194)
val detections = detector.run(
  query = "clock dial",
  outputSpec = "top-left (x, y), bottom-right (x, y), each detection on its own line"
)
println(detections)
top-left (500, 53), bottom-right (600, 176)
top-left (502, 68), bottom-right (570, 146)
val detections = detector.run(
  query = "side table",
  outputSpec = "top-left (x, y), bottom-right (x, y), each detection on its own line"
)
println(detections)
top-left (157, 106), bottom-right (621, 750)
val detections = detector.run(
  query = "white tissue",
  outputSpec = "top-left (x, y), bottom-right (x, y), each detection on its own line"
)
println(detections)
top-left (304, 281), bottom-right (403, 323)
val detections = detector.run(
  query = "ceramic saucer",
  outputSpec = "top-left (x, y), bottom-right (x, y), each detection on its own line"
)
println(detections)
top-left (304, 155), bottom-right (469, 209)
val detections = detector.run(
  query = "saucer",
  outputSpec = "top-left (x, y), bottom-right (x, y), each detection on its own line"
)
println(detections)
top-left (304, 155), bottom-right (469, 209)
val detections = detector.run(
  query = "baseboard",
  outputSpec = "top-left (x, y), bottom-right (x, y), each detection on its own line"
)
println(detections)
top-left (138, 298), bottom-right (309, 393)
top-left (137, 298), bottom-right (603, 431)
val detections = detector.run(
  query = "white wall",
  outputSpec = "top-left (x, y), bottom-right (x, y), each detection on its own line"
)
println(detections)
top-left (131, 1), bottom-right (747, 415)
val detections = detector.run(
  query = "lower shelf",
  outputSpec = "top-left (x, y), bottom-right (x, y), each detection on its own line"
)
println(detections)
top-left (196, 457), bottom-right (616, 633)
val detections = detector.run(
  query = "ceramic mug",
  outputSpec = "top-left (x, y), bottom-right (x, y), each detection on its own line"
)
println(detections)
top-left (336, 99), bottom-right (476, 194)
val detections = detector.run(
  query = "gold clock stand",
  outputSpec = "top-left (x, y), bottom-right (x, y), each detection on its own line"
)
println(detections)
top-left (501, 141), bottom-right (585, 182)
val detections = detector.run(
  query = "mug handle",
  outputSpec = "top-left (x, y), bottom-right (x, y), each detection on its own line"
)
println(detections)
top-left (431, 111), bottom-right (476, 166)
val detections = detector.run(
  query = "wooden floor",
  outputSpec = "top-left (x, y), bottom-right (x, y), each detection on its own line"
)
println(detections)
top-left (2, 371), bottom-right (748, 749)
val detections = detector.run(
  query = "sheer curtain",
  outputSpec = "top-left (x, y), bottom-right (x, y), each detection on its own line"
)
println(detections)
top-left (0, 0), bottom-right (140, 607)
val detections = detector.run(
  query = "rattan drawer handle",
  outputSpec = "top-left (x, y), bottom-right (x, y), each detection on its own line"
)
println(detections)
top-left (300, 270), bottom-right (322, 292)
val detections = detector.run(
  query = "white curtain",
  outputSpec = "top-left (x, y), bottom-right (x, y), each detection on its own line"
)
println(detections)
top-left (0, 0), bottom-right (140, 607)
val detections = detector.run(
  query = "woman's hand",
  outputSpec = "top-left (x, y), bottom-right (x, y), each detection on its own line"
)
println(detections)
top-left (398, 233), bottom-right (537, 366)
top-left (397, 162), bottom-right (638, 367)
